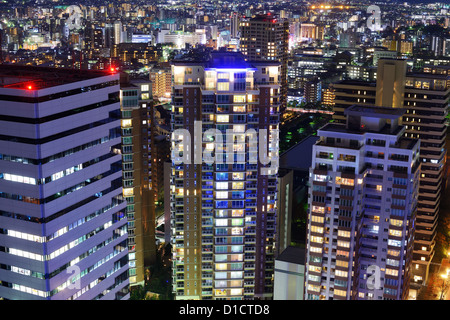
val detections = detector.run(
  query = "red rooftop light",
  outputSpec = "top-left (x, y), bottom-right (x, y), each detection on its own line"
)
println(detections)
top-left (27, 85), bottom-right (32, 90)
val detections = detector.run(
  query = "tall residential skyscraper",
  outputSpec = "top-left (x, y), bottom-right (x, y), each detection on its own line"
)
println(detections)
top-left (120, 75), bottom-right (156, 288)
top-left (230, 12), bottom-right (240, 38)
top-left (305, 105), bottom-right (420, 300)
top-left (239, 14), bottom-right (289, 112)
top-left (0, 65), bottom-right (129, 300)
top-left (403, 69), bottom-right (449, 289)
top-left (330, 59), bottom-right (450, 293)
top-left (169, 51), bottom-right (280, 300)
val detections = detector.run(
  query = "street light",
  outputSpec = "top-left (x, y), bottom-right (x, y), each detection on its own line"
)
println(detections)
top-left (439, 271), bottom-right (450, 300)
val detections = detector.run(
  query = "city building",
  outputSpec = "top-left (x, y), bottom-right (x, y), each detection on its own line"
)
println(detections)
top-left (150, 64), bottom-right (172, 102)
top-left (331, 59), bottom-right (450, 292)
top-left (111, 43), bottom-right (159, 66)
top-left (304, 78), bottom-right (322, 105)
top-left (169, 51), bottom-right (280, 300)
top-left (305, 105), bottom-right (420, 300)
top-left (239, 13), bottom-right (289, 112)
top-left (331, 80), bottom-right (377, 123)
top-left (120, 75), bottom-right (156, 288)
top-left (276, 169), bottom-right (293, 256)
top-left (404, 70), bottom-right (449, 291)
top-left (273, 246), bottom-right (305, 300)
top-left (0, 65), bottom-right (129, 300)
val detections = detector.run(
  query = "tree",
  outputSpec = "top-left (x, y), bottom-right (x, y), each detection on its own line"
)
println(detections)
top-left (130, 285), bottom-right (147, 300)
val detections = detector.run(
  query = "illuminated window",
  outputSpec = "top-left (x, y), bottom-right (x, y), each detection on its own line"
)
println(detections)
top-left (388, 249), bottom-right (400, 257)
top-left (337, 230), bottom-right (350, 238)
top-left (335, 289), bottom-right (347, 297)
top-left (386, 268), bottom-right (398, 276)
top-left (232, 182), bottom-right (244, 189)
top-left (218, 72), bottom-right (229, 79)
top-left (335, 270), bottom-right (348, 278)
top-left (388, 229), bottom-right (402, 237)
top-left (232, 219), bottom-right (243, 226)
top-left (336, 260), bottom-right (348, 268)
top-left (216, 264), bottom-right (227, 271)
top-left (2, 173), bottom-right (36, 185)
top-left (232, 172), bottom-right (244, 180)
top-left (230, 288), bottom-right (242, 296)
top-left (337, 250), bottom-right (349, 257)
top-left (233, 106), bottom-right (246, 112)
top-left (216, 191), bottom-right (228, 199)
top-left (311, 215), bottom-right (324, 223)
top-left (216, 182), bottom-right (228, 190)
top-left (337, 240), bottom-right (350, 248)
top-left (123, 188), bottom-right (134, 196)
top-left (390, 219), bottom-right (403, 227)
top-left (233, 95), bottom-right (246, 103)
top-left (308, 265), bottom-right (321, 273)
top-left (217, 82), bottom-right (229, 91)
top-left (310, 247), bottom-right (322, 253)
top-left (311, 236), bottom-right (323, 243)
top-left (307, 284), bottom-right (320, 292)
top-left (311, 206), bottom-right (325, 213)
top-left (121, 119), bottom-right (132, 127)
top-left (232, 210), bottom-right (244, 217)
top-left (232, 227), bottom-right (243, 235)
top-left (335, 176), bottom-right (354, 186)
top-left (310, 226), bottom-right (324, 234)
top-left (217, 115), bottom-right (229, 123)
top-left (314, 174), bottom-right (328, 182)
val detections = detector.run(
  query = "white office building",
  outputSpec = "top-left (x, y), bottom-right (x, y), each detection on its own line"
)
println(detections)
top-left (0, 65), bottom-right (129, 300)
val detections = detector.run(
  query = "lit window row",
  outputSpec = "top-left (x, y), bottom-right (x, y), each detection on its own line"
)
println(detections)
top-left (1, 173), bottom-right (36, 185)
top-left (49, 221), bottom-right (113, 260)
top-left (12, 283), bottom-right (48, 297)
top-left (7, 230), bottom-right (44, 243)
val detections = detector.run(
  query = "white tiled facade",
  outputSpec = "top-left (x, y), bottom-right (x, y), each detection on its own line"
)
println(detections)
top-left (0, 67), bottom-right (129, 300)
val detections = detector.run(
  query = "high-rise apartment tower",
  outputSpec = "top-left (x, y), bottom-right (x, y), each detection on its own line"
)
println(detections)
top-left (169, 51), bottom-right (280, 300)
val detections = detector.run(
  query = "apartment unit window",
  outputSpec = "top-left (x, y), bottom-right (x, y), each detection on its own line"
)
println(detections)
top-left (335, 270), bottom-right (348, 278)
top-left (218, 72), bottom-right (229, 79)
top-left (311, 206), bottom-right (325, 213)
top-left (217, 82), bottom-right (230, 91)
top-left (217, 115), bottom-right (229, 123)
top-left (334, 289), bottom-right (347, 297)
top-left (314, 174), bottom-right (329, 182)
top-left (335, 177), bottom-right (354, 186)
top-left (233, 95), bottom-right (246, 103)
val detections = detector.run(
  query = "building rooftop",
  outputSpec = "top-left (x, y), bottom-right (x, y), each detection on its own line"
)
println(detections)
top-left (206, 51), bottom-right (255, 70)
top-left (345, 105), bottom-right (406, 120)
top-left (276, 246), bottom-right (306, 265)
top-left (332, 79), bottom-right (376, 87)
top-left (0, 64), bottom-right (114, 90)
top-left (280, 135), bottom-right (320, 171)
top-left (172, 51), bottom-right (280, 69)
top-left (241, 13), bottom-right (286, 23)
